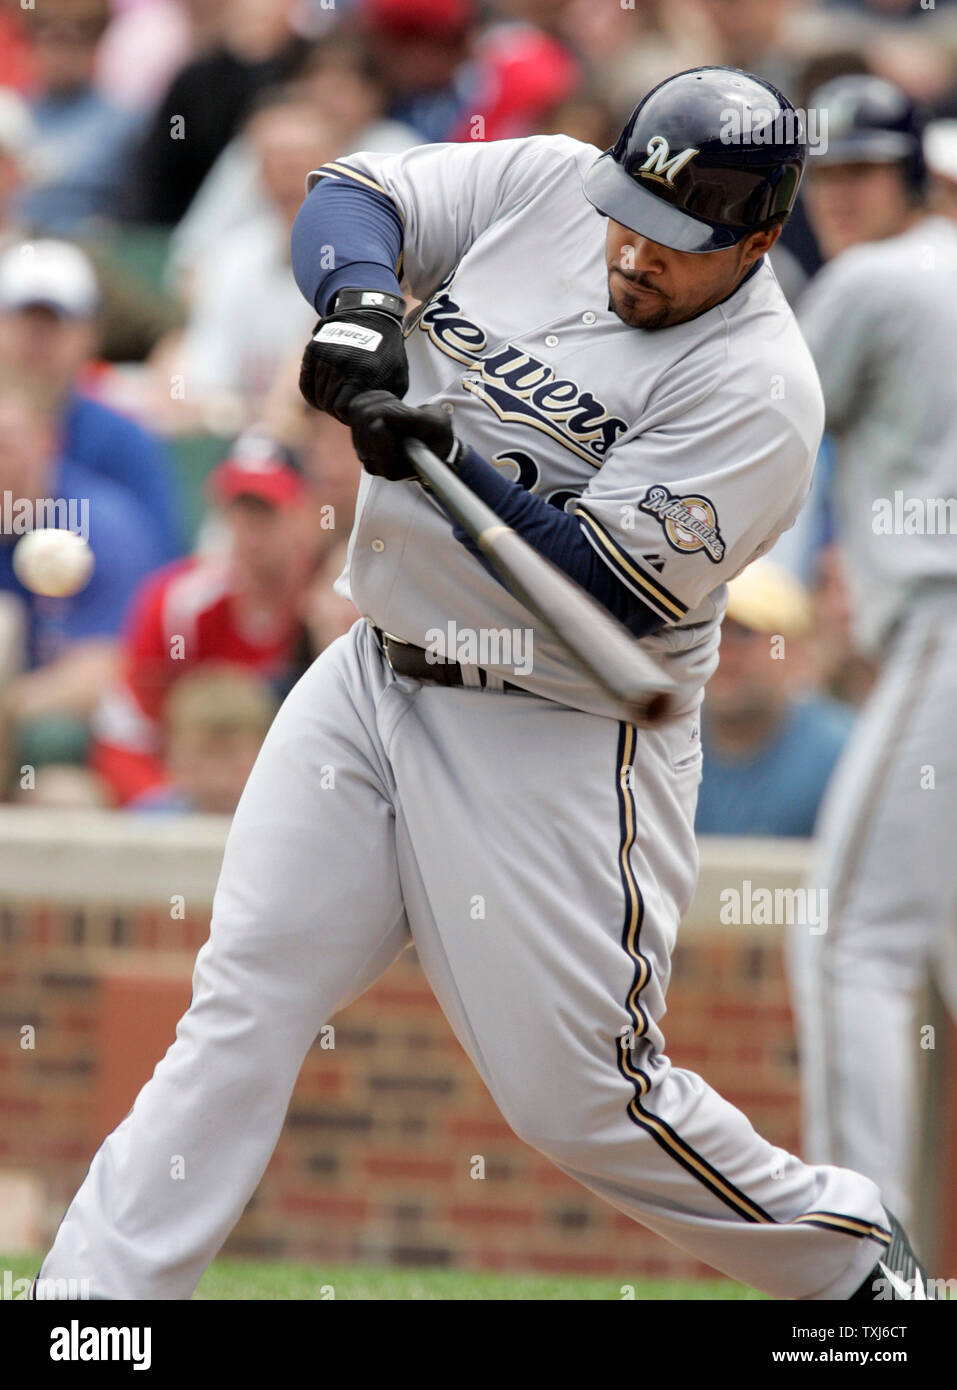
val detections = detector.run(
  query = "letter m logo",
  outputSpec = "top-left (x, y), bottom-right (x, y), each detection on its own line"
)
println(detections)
top-left (638, 136), bottom-right (699, 185)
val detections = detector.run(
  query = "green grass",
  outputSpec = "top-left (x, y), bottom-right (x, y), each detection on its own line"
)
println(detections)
top-left (3, 1252), bottom-right (762, 1300)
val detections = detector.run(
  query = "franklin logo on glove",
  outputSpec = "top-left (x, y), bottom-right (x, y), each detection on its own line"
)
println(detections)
top-left (313, 323), bottom-right (384, 353)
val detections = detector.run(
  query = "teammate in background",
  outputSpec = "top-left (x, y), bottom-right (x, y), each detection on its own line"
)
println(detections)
top-left (801, 75), bottom-right (929, 263)
top-left (924, 120), bottom-right (957, 223)
top-left (789, 75), bottom-right (957, 1231)
top-left (39, 69), bottom-right (933, 1301)
top-left (695, 560), bottom-right (853, 839)
top-left (91, 431), bottom-right (322, 806)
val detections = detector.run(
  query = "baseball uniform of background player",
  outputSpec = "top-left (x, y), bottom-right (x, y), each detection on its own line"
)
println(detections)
top-left (40, 126), bottom-right (894, 1299)
top-left (788, 213), bottom-right (957, 1227)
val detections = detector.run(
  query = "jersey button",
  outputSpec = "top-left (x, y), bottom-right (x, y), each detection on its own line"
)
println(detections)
top-left (370, 539), bottom-right (386, 553)
top-left (582, 311), bottom-right (597, 325)
top-left (545, 334), bottom-right (559, 348)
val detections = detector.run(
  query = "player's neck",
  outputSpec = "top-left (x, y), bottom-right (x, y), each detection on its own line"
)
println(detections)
top-left (898, 207), bottom-right (929, 237)
top-left (721, 255), bottom-right (765, 305)
top-left (676, 256), bottom-right (765, 329)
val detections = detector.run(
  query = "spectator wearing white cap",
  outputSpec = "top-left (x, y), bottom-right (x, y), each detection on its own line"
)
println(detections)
top-left (695, 561), bottom-right (855, 839)
top-left (0, 239), bottom-right (181, 562)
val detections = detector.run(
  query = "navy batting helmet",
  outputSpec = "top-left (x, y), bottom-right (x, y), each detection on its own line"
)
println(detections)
top-left (808, 74), bottom-right (927, 195)
top-left (583, 67), bottom-right (807, 254)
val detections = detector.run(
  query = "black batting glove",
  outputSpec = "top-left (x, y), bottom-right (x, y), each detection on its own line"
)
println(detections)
top-left (298, 309), bottom-right (409, 423)
top-left (348, 390), bottom-right (462, 482)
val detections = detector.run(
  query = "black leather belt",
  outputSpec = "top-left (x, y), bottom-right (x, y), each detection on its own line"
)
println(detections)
top-left (373, 627), bottom-right (527, 693)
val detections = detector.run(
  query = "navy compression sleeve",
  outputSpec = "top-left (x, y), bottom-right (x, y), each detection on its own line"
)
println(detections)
top-left (290, 176), bottom-right (404, 314)
top-left (449, 447), bottom-right (666, 639)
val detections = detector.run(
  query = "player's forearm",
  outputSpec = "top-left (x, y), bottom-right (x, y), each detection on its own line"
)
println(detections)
top-left (290, 178), bottom-right (404, 314)
top-left (450, 447), bottom-right (665, 639)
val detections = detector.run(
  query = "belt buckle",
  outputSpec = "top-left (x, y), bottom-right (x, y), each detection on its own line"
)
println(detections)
top-left (380, 629), bottom-right (410, 675)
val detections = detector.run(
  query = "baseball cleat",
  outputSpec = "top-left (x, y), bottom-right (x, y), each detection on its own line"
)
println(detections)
top-left (849, 1210), bottom-right (936, 1300)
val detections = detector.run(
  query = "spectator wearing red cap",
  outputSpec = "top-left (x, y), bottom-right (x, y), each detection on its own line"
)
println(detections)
top-left (365, 0), bottom-right (473, 38)
top-left (90, 429), bottom-right (324, 805)
top-left (362, 0), bottom-right (476, 144)
top-left (449, 13), bottom-right (580, 143)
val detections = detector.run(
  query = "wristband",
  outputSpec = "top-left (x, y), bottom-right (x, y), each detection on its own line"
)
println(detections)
top-left (329, 287), bottom-right (407, 320)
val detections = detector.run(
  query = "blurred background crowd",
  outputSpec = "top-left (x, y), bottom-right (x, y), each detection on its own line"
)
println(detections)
top-left (0, 0), bottom-right (955, 822)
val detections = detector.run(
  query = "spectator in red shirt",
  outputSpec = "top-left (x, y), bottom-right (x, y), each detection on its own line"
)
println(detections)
top-left (91, 428), bottom-right (323, 805)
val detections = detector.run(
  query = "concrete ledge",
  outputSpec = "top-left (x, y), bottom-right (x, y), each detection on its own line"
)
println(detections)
top-left (687, 835), bottom-right (814, 933)
top-left (0, 808), bottom-right (229, 907)
top-left (0, 810), bottom-right (816, 932)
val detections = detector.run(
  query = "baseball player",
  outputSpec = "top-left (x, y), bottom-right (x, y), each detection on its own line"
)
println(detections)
top-left (38, 67), bottom-right (930, 1300)
top-left (787, 76), bottom-right (957, 1234)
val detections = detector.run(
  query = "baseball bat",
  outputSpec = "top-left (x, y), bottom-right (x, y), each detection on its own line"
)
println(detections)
top-left (404, 439), bottom-right (677, 725)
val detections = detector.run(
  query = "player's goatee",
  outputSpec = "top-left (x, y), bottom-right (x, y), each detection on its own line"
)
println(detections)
top-left (608, 288), bottom-right (671, 332)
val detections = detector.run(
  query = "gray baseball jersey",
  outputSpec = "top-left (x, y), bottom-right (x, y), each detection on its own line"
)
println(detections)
top-left (799, 215), bottom-right (957, 655)
top-left (309, 136), bottom-right (824, 718)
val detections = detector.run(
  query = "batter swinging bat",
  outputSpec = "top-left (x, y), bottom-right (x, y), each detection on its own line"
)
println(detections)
top-left (404, 438), bottom-right (677, 725)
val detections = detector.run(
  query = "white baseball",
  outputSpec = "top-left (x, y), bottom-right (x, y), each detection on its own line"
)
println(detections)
top-left (13, 529), bottom-right (95, 598)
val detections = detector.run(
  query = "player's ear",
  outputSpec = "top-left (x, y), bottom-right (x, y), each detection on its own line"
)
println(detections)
top-left (741, 225), bottom-right (783, 266)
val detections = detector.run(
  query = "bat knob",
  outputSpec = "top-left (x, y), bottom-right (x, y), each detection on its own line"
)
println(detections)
top-left (644, 692), bottom-right (673, 724)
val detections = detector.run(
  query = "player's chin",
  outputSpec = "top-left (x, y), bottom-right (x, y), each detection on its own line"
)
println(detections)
top-left (610, 289), bottom-right (673, 331)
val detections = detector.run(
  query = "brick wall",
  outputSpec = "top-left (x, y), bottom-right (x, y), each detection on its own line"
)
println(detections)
top-left (1, 817), bottom-right (952, 1283)
top-left (1, 903), bottom-right (811, 1281)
